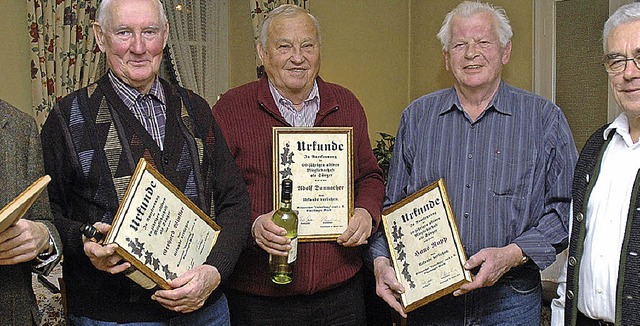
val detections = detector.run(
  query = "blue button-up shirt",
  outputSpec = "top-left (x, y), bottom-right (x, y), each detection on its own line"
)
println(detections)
top-left (368, 81), bottom-right (577, 269)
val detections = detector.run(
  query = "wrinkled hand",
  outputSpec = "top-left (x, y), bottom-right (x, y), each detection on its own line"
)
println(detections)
top-left (0, 219), bottom-right (50, 265)
top-left (152, 265), bottom-right (220, 313)
top-left (453, 243), bottom-right (526, 296)
top-left (252, 211), bottom-right (291, 256)
top-left (374, 256), bottom-right (407, 318)
top-left (337, 208), bottom-right (372, 247)
top-left (83, 222), bottom-right (130, 274)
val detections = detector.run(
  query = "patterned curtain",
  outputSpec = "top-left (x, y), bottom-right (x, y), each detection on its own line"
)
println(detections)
top-left (250, 0), bottom-right (309, 77)
top-left (26, 0), bottom-right (103, 127)
top-left (163, 0), bottom-right (229, 105)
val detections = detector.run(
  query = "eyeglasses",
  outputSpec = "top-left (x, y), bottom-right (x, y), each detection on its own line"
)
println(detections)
top-left (603, 54), bottom-right (640, 74)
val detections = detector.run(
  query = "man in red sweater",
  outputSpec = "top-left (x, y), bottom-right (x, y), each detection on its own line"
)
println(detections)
top-left (212, 4), bottom-right (384, 325)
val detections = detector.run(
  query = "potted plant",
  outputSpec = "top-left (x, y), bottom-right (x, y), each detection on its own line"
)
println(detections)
top-left (372, 132), bottom-right (395, 184)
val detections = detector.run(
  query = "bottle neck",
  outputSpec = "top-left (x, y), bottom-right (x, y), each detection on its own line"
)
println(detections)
top-left (280, 199), bottom-right (292, 209)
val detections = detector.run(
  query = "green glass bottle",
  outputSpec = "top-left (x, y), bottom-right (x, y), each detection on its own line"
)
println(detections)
top-left (269, 178), bottom-right (298, 284)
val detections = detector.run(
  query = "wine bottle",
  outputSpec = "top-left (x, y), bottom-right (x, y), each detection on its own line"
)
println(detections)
top-left (269, 178), bottom-right (298, 284)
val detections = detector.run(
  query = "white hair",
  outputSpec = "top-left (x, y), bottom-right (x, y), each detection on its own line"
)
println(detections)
top-left (436, 1), bottom-right (512, 51)
top-left (257, 4), bottom-right (321, 52)
top-left (603, 3), bottom-right (640, 52)
top-left (95, 0), bottom-right (167, 29)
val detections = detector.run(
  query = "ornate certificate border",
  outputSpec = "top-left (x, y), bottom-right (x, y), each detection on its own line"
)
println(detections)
top-left (273, 127), bottom-right (354, 242)
top-left (382, 178), bottom-right (471, 312)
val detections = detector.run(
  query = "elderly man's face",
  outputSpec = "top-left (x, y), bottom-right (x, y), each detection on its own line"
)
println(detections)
top-left (94, 0), bottom-right (168, 94)
top-left (258, 13), bottom-right (321, 101)
top-left (444, 12), bottom-right (511, 93)
top-left (607, 20), bottom-right (640, 120)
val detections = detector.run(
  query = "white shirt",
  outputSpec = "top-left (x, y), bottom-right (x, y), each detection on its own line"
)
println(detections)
top-left (551, 113), bottom-right (640, 324)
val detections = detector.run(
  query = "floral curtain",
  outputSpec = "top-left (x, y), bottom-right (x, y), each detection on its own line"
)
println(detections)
top-left (250, 0), bottom-right (309, 77)
top-left (163, 0), bottom-right (229, 105)
top-left (27, 0), bottom-right (103, 127)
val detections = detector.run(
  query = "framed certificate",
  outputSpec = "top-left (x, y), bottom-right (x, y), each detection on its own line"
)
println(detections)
top-left (273, 127), bottom-right (353, 241)
top-left (106, 158), bottom-right (221, 290)
top-left (382, 178), bottom-right (472, 312)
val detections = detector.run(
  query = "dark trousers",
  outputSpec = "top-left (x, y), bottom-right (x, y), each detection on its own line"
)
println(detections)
top-left (227, 273), bottom-right (366, 326)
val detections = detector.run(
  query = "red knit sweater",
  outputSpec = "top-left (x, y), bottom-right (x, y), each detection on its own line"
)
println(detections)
top-left (213, 77), bottom-right (384, 296)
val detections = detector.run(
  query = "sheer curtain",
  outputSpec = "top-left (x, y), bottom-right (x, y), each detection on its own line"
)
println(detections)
top-left (163, 0), bottom-right (228, 105)
top-left (26, 0), bottom-right (103, 127)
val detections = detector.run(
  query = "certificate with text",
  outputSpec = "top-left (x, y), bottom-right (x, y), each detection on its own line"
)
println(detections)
top-left (382, 178), bottom-right (472, 312)
top-left (106, 158), bottom-right (221, 290)
top-left (273, 127), bottom-right (353, 241)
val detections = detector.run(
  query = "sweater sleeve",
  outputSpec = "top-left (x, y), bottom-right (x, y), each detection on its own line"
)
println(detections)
top-left (41, 96), bottom-right (87, 260)
top-left (188, 91), bottom-right (251, 282)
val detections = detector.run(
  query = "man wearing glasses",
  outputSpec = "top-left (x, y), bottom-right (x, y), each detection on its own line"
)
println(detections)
top-left (552, 3), bottom-right (640, 325)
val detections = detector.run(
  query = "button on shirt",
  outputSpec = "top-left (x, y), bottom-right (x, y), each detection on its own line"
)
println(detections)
top-left (269, 81), bottom-right (320, 127)
top-left (108, 71), bottom-right (167, 150)
top-left (551, 113), bottom-right (640, 324)
top-left (368, 81), bottom-right (576, 269)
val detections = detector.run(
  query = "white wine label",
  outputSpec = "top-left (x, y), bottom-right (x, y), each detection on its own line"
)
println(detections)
top-left (288, 237), bottom-right (298, 264)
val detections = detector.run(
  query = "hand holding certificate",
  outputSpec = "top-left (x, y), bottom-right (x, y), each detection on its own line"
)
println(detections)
top-left (381, 178), bottom-right (472, 312)
top-left (104, 158), bottom-right (221, 290)
top-left (0, 175), bottom-right (51, 233)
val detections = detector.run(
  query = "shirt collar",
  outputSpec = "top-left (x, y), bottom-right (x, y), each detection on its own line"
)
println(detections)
top-left (268, 80), bottom-right (319, 109)
top-left (107, 70), bottom-right (166, 106)
top-left (439, 80), bottom-right (509, 116)
top-left (605, 113), bottom-right (637, 146)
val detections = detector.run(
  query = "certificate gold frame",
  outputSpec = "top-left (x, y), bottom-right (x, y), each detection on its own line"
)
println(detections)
top-left (382, 178), bottom-right (471, 313)
top-left (273, 127), bottom-right (353, 242)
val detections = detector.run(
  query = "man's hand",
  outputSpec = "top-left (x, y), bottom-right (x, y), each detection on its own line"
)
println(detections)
top-left (374, 256), bottom-right (407, 318)
top-left (252, 211), bottom-right (291, 256)
top-left (453, 243), bottom-right (527, 296)
top-left (83, 222), bottom-right (130, 274)
top-left (337, 208), bottom-right (372, 247)
top-left (152, 264), bottom-right (220, 313)
top-left (0, 219), bottom-right (50, 265)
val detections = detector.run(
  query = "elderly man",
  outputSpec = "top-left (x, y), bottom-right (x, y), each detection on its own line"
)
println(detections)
top-left (0, 99), bottom-right (61, 325)
top-left (40, 0), bottom-right (250, 324)
top-left (367, 1), bottom-right (577, 325)
top-left (212, 4), bottom-right (384, 326)
top-left (551, 3), bottom-right (640, 325)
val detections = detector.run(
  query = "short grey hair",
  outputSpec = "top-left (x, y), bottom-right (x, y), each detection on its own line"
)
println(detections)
top-left (436, 1), bottom-right (512, 51)
top-left (257, 4), bottom-right (321, 52)
top-left (603, 3), bottom-right (640, 52)
top-left (95, 0), bottom-right (168, 29)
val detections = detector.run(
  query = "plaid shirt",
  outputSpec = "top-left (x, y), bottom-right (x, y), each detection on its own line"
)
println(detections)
top-left (108, 71), bottom-right (167, 150)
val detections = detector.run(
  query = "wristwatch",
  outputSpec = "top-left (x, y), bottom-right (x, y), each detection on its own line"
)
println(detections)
top-left (38, 235), bottom-right (55, 259)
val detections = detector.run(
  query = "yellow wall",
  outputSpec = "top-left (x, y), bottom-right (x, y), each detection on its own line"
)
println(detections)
top-left (0, 0), bottom-right (33, 114)
top-left (313, 1), bottom-right (410, 140)
top-left (0, 1), bottom-right (533, 139)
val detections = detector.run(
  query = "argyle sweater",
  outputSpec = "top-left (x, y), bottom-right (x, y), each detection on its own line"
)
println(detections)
top-left (41, 74), bottom-right (250, 322)
top-left (565, 124), bottom-right (640, 325)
